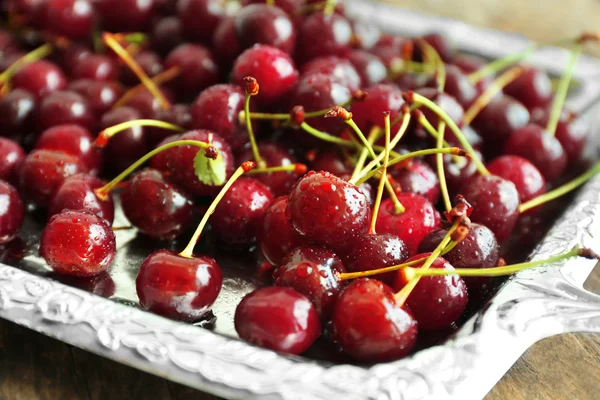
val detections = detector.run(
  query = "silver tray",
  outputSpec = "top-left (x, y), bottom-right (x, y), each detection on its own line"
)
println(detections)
top-left (2, 1), bottom-right (600, 399)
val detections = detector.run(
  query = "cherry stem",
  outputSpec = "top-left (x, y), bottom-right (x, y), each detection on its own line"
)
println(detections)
top-left (323, 0), bottom-right (336, 16)
top-left (112, 225), bottom-right (133, 231)
top-left (418, 39), bottom-right (445, 92)
top-left (95, 119), bottom-right (185, 148)
top-left (369, 113), bottom-right (392, 234)
top-left (546, 42), bottom-right (583, 136)
top-left (388, 60), bottom-right (434, 77)
top-left (240, 98), bottom-right (354, 122)
top-left (436, 121), bottom-right (452, 212)
top-left (351, 126), bottom-right (380, 181)
top-left (415, 110), bottom-right (461, 164)
top-left (346, 118), bottom-right (379, 162)
top-left (519, 161), bottom-right (600, 213)
top-left (244, 91), bottom-right (266, 169)
top-left (248, 163), bottom-right (306, 175)
top-left (113, 67), bottom-right (180, 109)
top-left (94, 139), bottom-right (213, 200)
top-left (463, 66), bottom-right (524, 126)
top-left (179, 162), bottom-right (256, 258)
top-left (0, 43), bottom-right (53, 85)
top-left (409, 92), bottom-right (490, 176)
top-left (103, 32), bottom-right (171, 111)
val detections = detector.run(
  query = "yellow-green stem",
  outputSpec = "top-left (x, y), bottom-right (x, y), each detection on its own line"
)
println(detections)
top-left (369, 114), bottom-right (391, 234)
top-left (113, 67), bottom-right (180, 109)
top-left (0, 43), bottom-right (53, 84)
top-left (102, 119), bottom-right (184, 139)
top-left (351, 127), bottom-right (380, 181)
top-left (436, 121), bottom-right (452, 212)
top-left (248, 164), bottom-right (301, 174)
top-left (244, 94), bottom-right (265, 168)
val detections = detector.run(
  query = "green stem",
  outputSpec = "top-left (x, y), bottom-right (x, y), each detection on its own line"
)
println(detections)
top-left (244, 94), bottom-right (265, 168)
top-left (369, 114), bottom-right (391, 234)
top-left (436, 121), bottom-right (451, 212)
top-left (346, 119), bottom-right (379, 162)
top-left (0, 43), bottom-right (53, 84)
top-left (351, 127), bottom-right (380, 181)
top-left (300, 122), bottom-right (357, 148)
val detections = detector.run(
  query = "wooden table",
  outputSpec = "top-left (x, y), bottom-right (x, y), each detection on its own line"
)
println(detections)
top-left (3, 1), bottom-right (600, 399)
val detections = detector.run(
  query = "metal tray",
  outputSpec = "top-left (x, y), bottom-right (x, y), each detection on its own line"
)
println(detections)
top-left (2, 1), bottom-right (600, 399)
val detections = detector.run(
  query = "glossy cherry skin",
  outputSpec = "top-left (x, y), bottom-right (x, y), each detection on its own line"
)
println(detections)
top-left (177, 0), bottom-right (225, 43)
top-left (240, 0), bottom-right (305, 18)
top-left (119, 51), bottom-right (163, 86)
top-left (503, 124), bottom-right (567, 182)
top-left (297, 12), bottom-right (352, 62)
top-left (287, 171), bottom-right (371, 252)
top-left (342, 233), bottom-right (408, 286)
top-left (309, 150), bottom-right (350, 176)
top-left (148, 104), bottom-right (193, 147)
top-left (235, 286), bottom-right (321, 354)
top-left (436, 64), bottom-right (478, 108)
top-left (300, 55), bottom-right (361, 92)
top-left (345, 50), bottom-right (387, 87)
top-left (453, 53), bottom-right (487, 74)
top-left (238, 142), bottom-right (298, 196)
top-left (126, 87), bottom-right (176, 118)
top-left (390, 160), bottom-right (440, 204)
top-left (258, 196), bottom-right (305, 265)
top-left (472, 95), bottom-right (530, 152)
top-left (100, 107), bottom-right (149, 174)
top-left (460, 174), bottom-right (520, 242)
top-left (487, 155), bottom-right (546, 204)
top-left (504, 66), bottom-right (552, 111)
top-left (38, 90), bottom-right (95, 131)
top-left (36, 124), bottom-right (101, 175)
top-left (44, 0), bottom-right (95, 40)
top-left (191, 84), bottom-right (254, 151)
top-left (164, 44), bottom-right (219, 100)
top-left (0, 181), bottom-right (24, 245)
top-left (152, 16), bottom-right (185, 56)
top-left (332, 278), bottom-right (418, 362)
top-left (0, 138), bottom-right (25, 185)
top-left (414, 88), bottom-right (464, 143)
top-left (231, 45), bottom-right (299, 107)
top-left (68, 79), bottom-right (122, 123)
top-left (52, 271), bottom-right (115, 298)
top-left (375, 194), bottom-right (440, 256)
top-left (419, 223), bottom-right (499, 291)
top-left (136, 250), bottom-right (223, 322)
top-left (425, 149), bottom-right (483, 196)
top-left (72, 54), bottom-right (118, 82)
top-left (212, 17), bottom-right (242, 66)
top-left (234, 4), bottom-right (295, 54)
top-left (419, 33), bottom-right (456, 62)
top-left (40, 210), bottom-right (116, 276)
top-left (351, 84), bottom-right (404, 136)
top-left (394, 254), bottom-right (467, 330)
top-left (211, 177), bottom-right (274, 245)
top-left (0, 89), bottom-right (37, 139)
top-left (273, 245), bottom-right (346, 320)
top-left (12, 60), bottom-right (67, 100)
top-left (20, 149), bottom-right (88, 207)
top-left (98, 0), bottom-right (155, 31)
top-left (149, 134), bottom-right (179, 172)
top-left (48, 174), bottom-right (114, 223)
top-left (121, 169), bottom-right (196, 240)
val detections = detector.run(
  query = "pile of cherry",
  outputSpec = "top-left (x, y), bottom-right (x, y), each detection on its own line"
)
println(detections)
top-left (0, 0), bottom-right (599, 364)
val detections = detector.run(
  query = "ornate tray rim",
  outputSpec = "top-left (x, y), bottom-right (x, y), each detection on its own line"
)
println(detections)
top-left (3, 2), bottom-right (600, 399)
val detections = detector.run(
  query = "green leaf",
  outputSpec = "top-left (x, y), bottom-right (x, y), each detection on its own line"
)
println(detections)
top-left (193, 149), bottom-right (227, 186)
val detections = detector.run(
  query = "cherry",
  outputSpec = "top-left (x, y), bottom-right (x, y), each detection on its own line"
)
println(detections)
top-left (12, 60), bottom-right (67, 99)
top-left (177, 0), bottom-right (224, 43)
top-left (40, 210), bottom-right (116, 276)
top-left (309, 150), bottom-right (350, 176)
top-left (0, 181), bottom-right (24, 245)
top-left (55, 45), bottom-right (92, 76)
top-left (273, 245), bottom-right (346, 320)
top-left (235, 286), bottom-right (321, 355)
top-left (437, 64), bottom-right (478, 108)
top-left (471, 95), bottom-right (530, 151)
top-left (68, 79), bottom-right (122, 122)
top-left (152, 16), bottom-right (185, 56)
top-left (341, 233), bottom-right (408, 286)
top-left (345, 50), bottom-right (387, 87)
top-left (300, 55), bottom-right (361, 92)
top-left (332, 278), bottom-right (418, 362)
top-left (425, 149), bottom-right (483, 196)
top-left (352, 18), bottom-right (381, 50)
top-left (43, 0), bottom-right (95, 40)
top-left (234, 4), bottom-right (296, 54)
top-left (136, 249), bottom-right (223, 321)
top-left (191, 84), bottom-right (254, 151)
top-left (375, 194), bottom-right (440, 256)
top-left (148, 104), bottom-right (193, 147)
top-left (49, 174), bottom-right (114, 223)
top-left (414, 88), bottom-right (464, 142)
top-left (258, 196), bottom-right (305, 265)
top-left (0, 31), bottom-right (20, 58)
top-left (121, 169), bottom-right (196, 240)
top-left (419, 223), bottom-right (499, 291)
top-left (390, 160), bottom-right (440, 204)
top-left (37, 90), bottom-right (95, 131)
top-left (164, 44), bottom-right (220, 100)
top-left (503, 124), bottom-right (567, 182)
top-left (393, 71), bottom-right (429, 92)
top-left (296, 12), bottom-right (352, 62)
top-left (487, 155), bottom-right (546, 204)
top-left (238, 142), bottom-right (298, 196)
top-left (453, 54), bottom-right (487, 74)
top-left (70, 54), bottom-right (117, 82)
top-left (20, 149), bottom-right (88, 207)
top-left (240, 0), bottom-right (305, 18)
top-left (460, 174), bottom-right (520, 242)
top-left (98, 0), bottom-right (156, 32)
top-left (351, 83), bottom-right (404, 136)
top-left (149, 134), bottom-right (179, 172)
top-left (212, 17), bottom-right (242, 67)
top-left (503, 65), bottom-right (552, 111)
top-left (231, 45), bottom-right (299, 107)
top-left (120, 51), bottom-right (163, 86)
top-left (418, 33), bottom-right (456, 62)
top-left (0, 138), bottom-right (25, 185)
top-left (287, 171), bottom-right (371, 252)
top-left (394, 254), bottom-right (467, 330)
top-left (126, 87), bottom-right (176, 118)
top-left (0, 89), bottom-right (37, 139)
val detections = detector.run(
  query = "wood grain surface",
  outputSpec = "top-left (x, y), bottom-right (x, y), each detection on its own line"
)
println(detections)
top-left (2, 1), bottom-right (600, 399)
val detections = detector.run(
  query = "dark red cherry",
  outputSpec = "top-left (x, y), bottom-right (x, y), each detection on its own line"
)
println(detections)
top-left (126, 87), bottom-right (176, 118)
top-left (351, 83), bottom-right (404, 136)
top-left (425, 149), bottom-right (483, 196)
top-left (453, 53), bottom-right (487, 74)
top-left (177, 0), bottom-right (224, 43)
top-left (414, 88), bottom-right (464, 142)
top-left (120, 51), bottom-right (163, 86)
top-left (238, 142), bottom-right (298, 196)
top-left (191, 84), bottom-right (254, 151)
top-left (375, 194), bottom-right (440, 256)
top-left (460, 174), bottom-right (520, 242)
top-left (352, 18), bottom-right (381, 49)
top-left (148, 103), bottom-right (193, 147)
top-left (235, 286), bottom-right (321, 354)
top-left (98, 0), bottom-right (156, 31)
top-left (296, 12), bottom-right (352, 62)
top-left (152, 16), bottom-right (185, 56)
top-left (287, 171), bottom-right (370, 252)
top-left (332, 278), bottom-right (418, 362)
top-left (417, 33), bottom-right (456, 62)
top-left (164, 44), bottom-right (219, 100)
top-left (121, 169), bottom-right (196, 240)
top-left (40, 210), bottom-right (116, 276)
top-left (300, 55), bottom-right (361, 92)
top-left (149, 134), bottom-right (179, 172)
top-left (55, 45), bottom-right (92, 76)
top-left (212, 17), bottom-right (242, 67)
top-left (44, 0), bottom-right (95, 40)
top-left (35, 124), bottom-right (101, 175)
top-left (12, 60), bottom-right (67, 99)
top-left (258, 196), bottom-right (305, 265)
top-left (72, 54), bottom-right (118, 82)
top-left (240, 0), bottom-right (305, 18)
top-left (393, 71), bottom-right (429, 92)
top-left (234, 4), bottom-right (295, 54)
top-left (20, 149), bottom-right (88, 207)
top-left (503, 124), bottom-right (567, 182)
top-left (0, 181), bottom-right (24, 245)
top-left (390, 160), bottom-right (440, 204)
top-left (0, 89), bottom-right (37, 139)
top-left (0, 31), bottom-right (20, 58)
top-left (345, 50), bottom-right (386, 87)
top-left (504, 66), bottom-right (552, 111)
top-left (394, 254), bottom-right (467, 330)
top-left (136, 249), bottom-right (222, 321)
top-left (419, 223), bottom-right (499, 291)
top-left (437, 64), bottom-right (478, 108)
top-left (0, 138), bottom-right (25, 185)
top-left (342, 233), bottom-right (408, 286)
top-left (68, 79), bottom-right (122, 122)
top-left (49, 174), bottom-right (114, 223)
top-left (472, 95), bottom-right (530, 151)
top-left (231, 44), bottom-right (299, 107)
top-left (38, 90), bottom-right (95, 131)
top-left (487, 155), bottom-right (546, 204)
top-left (273, 245), bottom-right (346, 320)
top-left (309, 150), bottom-right (350, 176)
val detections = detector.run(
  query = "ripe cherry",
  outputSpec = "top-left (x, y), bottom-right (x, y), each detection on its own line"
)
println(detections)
top-left (152, 16), bottom-right (185, 56)
top-left (425, 149), bottom-right (483, 196)
top-left (414, 88), bottom-right (464, 143)
top-left (72, 54), bottom-right (118, 82)
top-left (240, 0), bottom-right (305, 18)
top-left (258, 196), bottom-right (305, 265)
top-left (309, 150), bottom-right (350, 176)
top-left (38, 90), bottom-right (95, 131)
top-left (68, 79), bottom-right (122, 123)
top-left (234, 4), bottom-right (296, 54)
top-left (297, 12), bottom-right (352, 62)
top-left (126, 87), bottom-right (176, 118)
top-left (0, 138), bottom-right (25, 185)
top-left (11, 60), bottom-right (67, 99)
top-left (164, 44), bottom-right (220, 99)
top-left (148, 104), bottom-right (193, 146)
top-left (487, 155), bottom-right (546, 204)
top-left (503, 65), bottom-right (552, 111)
top-left (44, 0), bottom-right (95, 40)
top-left (235, 286), bottom-right (321, 355)
top-left (212, 17), bottom-right (242, 67)
top-left (119, 51), bottom-right (163, 86)
top-left (300, 55), bottom-right (361, 92)
top-left (177, 0), bottom-right (224, 43)
top-left (49, 174), bottom-right (114, 223)
top-left (437, 64), bottom-right (478, 108)
top-left (40, 210), bottom-right (116, 276)
top-left (345, 50), bottom-right (387, 87)
top-left (0, 89), bottom-right (37, 139)
top-left (351, 83), bottom-right (404, 136)
top-left (0, 181), bottom-right (24, 245)
top-left (418, 33), bottom-right (456, 62)
top-left (390, 160), bottom-right (440, 204)
top-left (98, 0), bottom-right (156, 32)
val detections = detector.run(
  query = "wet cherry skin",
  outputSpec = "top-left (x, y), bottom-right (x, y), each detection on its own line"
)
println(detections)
top-left (487, 155), bottom-right (546, 204)
top-left (119, 51), bottom-right (163, 86)
top-left (237, 142), bottom-right (298, 196)
top-left (0, 181), bottom-right (25, 245)
top-left (136, 250), bottom-right (223, 322)
top-left (425, 149), bottom-right (483, 197)
top-left (72, 54), bottom-right (118, 82)
top-left (351, 83), bottom-right (404, 137)
top-left (300, 55), bottom-right (362, 92)
top-left (44, 0), bottom-right (95, 40)
top-left (296, 12), bottom-right (352, 62)
top-left (48, 174), bottom-right (115, 223)
top-left (503, 66), bottom-right (552, 111)
top-left (258, 196), bottom-right (305, 266)
top-left (332, 278), bottom-right (418, 362)
top-left (390, 160), bottom-right (440, 204)
top-left (235, 286), bottom-right (321, 355)
top-left (37, 90), bottom-right (95, 131)
top-left (234, 4), bottom-right (296, 54)
top-left (11, 60), bottom-right (67, 100)
top-left (345, 49), bottom-right (387, 87)
top-left (40, 210), bottom-right (116, 276)
top-left (437, 64), bottom-right (478, 108)
top-left (0, 138), bottom-right (25, 185)
top-left (0, 89), bottom-right (37, 139)
top-left (152, 16), bottom-right (185, 56)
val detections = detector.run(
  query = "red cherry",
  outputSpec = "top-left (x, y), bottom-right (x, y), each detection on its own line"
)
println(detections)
top-left (436, 64), bottom-right (478, 108)
top-left (98, 0), bottom-right (156, 31)
top-left (0, 89), bottom-right (37, 139)
top-left (164, 44), bottom-right (220, 99)
top-left (345, 49), bottom-right (387, 87)
top-left (48, 174), bottom-right (114, 223)
top-left (332, 278), bottom-right (418, 362)
top-left (40, 210), bottom-right (116, 276)
top-left (119, 51), bottom-right (163, 86)
top-left (44, 0), bottom-right (95, 40)
top-left (235, 286), bottom-right (321, 354)
top-left (177, 0), bottom-right (224, 43)
top-left (149, 134), bottom-right (179, 172)
top-left (126, 87), bottom-right (176, 118)
top-left (0, 31), bottom-right (20, 58)
top-left (390, 159), bottom-right (440, 204)
top-left (72, 54), bottom-right (118, 82)
top-left (0, 138), bottom-right (25, 185)
top-left (351, 83), bottom-right (404, 136)
top-left (351, 18), bottom-right (381, 50)
top-left (418, 33), bottom-right (456, 62)
top-left (100, 107), bottom-right (149, 174)
top-left (212, 17), bottom-right (242, 66)
top-left (425, 149), bottom-right (483, 196)
top-left (152, 16), bottom-right (185, 56)
top-left (0, 181), bottom-right (24, 245)
top-left (234, 4), bottom-right (296, 54)
top-left (300, 55), bottom-right (361, 92)
top-left (487, 155), bottom-right (546, 204)
top-left (12, 60), bottom-right (67, 99)
top-left (309, 150), bottom-right (350, 176)
top-left (296, 12), bottom-right (352, 62)
top-left (240, 0), bottom-right (305, 18)
top-left (136, 249), bottom-right (222, 321)
top-left (414, 88), bottom-right (464, 143)
top-left (453, 54), bottom-right (487, 74)
top-left (504, 66), bottom-right (552, 111)
top-left (258, 196), bottom-right (305, 265)
top-left (148, 103), bottom-right (193, 147)
top-left (68, 79), bottom-right (122, 122)
top-left (38, 91), bottom-right (95, 132)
